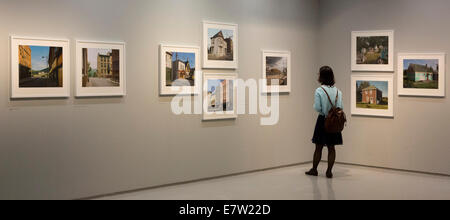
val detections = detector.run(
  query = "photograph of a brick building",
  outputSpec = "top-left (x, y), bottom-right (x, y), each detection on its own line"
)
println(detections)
top-left (82, 48), bottom-right (120, 87)
top-left (356, 81), bottom-right (388, 110)
top-left (362, 86), bottom-right (382, 105)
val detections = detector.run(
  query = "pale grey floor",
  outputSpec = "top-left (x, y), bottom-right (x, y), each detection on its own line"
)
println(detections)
top-left (97, 164), bottom-right (450, 200)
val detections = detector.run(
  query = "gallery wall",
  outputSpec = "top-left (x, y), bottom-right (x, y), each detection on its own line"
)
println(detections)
top-left (0, 0), bottom-right (320, 199)
top-left (319, 0), bottom-right (450, 175)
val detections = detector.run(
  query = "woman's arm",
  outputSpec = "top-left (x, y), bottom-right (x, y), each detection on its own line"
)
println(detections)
top-left (337, 90), bottom-right (344, 109)
top-left (313, 89), bottom-right (322, 113)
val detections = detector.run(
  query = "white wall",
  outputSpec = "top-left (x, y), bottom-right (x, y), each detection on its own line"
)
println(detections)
top-left (0, 0), bottom-right (320, 199)
top-left (319, 0), bottom-right (450, 175)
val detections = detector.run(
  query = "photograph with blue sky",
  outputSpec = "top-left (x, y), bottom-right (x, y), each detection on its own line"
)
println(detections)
top-left (19, 45), bottom-right (63, 88)
top-left (403, 59), bottom-right (439, 71)
top-left (30, 46), bottom-right (50, 71)
top-left (402, 58), bottom-right (439, 89)
top-left (207, 79), bottom-right (234, 112)
top-left (165, 51), bottom-right (196, 87)
top-left (357, 80), bottom-right (388, 97)
top-left (172, 52), bottom-right (195, 66)
top-left (207, 79), bottom-right (234, 99)
top-left (208, 79), bottom-right (223, 93)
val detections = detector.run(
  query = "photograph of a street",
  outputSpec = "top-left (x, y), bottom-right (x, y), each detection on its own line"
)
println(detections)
top-left (165, 52), bottom-right (195, 87)
top-left (82, 48), bottom-right (120, 87)
top-left (19, 45), bottom-right (63, 88)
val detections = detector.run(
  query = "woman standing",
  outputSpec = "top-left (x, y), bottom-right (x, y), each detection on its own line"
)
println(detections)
top-left (306, 66), bottom-right (343, 179)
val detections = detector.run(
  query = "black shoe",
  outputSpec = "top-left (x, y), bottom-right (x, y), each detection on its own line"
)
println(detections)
top-left (305, 169), bottom-right (318, 176)
top-left (326, 171), bottom-right (333, 179)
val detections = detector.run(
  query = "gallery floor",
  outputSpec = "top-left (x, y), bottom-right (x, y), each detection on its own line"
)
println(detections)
top-left (95, 164), bottom-right (450, 200)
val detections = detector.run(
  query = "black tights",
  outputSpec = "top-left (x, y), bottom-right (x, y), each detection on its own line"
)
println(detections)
top-left (312, 144), bottom-right (336, 173)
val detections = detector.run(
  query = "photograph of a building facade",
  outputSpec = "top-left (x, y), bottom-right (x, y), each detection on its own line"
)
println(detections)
top-left (207, 79), bottom-right (234, 112)
top-left (165, 52), bottom-right (195, 86)
top-left (403, 59), bottom-right (439, 89)
top-left (208, 29), bottom-right (234, 61)
top-left (397, 53), bottom-right (445, 97)
top-left (82, 48), bottom-right (120, 87)
top-left (19, 45), bottom-right (63, 87)
top-left (356, 81), bottom-right (389, 110)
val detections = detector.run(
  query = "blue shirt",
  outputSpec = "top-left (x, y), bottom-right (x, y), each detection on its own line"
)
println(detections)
top-left (314, 86), bottom-right (343, 116)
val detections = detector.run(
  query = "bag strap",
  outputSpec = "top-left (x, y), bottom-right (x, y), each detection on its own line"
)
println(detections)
top-left (335, 90), bottom-right (339, 107)
top-left (321, 87), bottom-right (335, 108)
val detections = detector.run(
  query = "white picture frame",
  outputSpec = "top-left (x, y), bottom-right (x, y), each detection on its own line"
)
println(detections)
top-left (351, 30), bottom-right (394, 72)
top-left (75, 40), bottom-right (126, 97)
top-left (159, 44), bottom-right (201, 96)
top-left (203, 73), bottom-right (237, 121)
top-left (397, 53), bottom-right (446, 97)
top-left (203, 21), bottom-right (238, 69)
top-left (351, 75), bottom-right (394, 118)
top-left (10, 36), bottom-right (70, 98)
top-left (262, 50), bottom-right (291, 93)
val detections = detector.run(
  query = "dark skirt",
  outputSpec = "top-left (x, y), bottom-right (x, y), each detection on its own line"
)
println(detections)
top-left (312, 115), bottom-right (343, 146)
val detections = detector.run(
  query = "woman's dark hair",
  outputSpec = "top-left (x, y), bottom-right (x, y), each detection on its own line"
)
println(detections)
top-left (318, 66), bottom-right (336, 86)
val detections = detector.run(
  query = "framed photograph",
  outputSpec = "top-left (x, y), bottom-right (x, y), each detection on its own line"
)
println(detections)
top-left (203, 21), bottom-right (238, 69)
top-left (397, 53), bottom-right (446, 97)
top-left (76, 40), bottom-right (126, 97)
top-left (262, 50), bottom-right (291, 93)
top-left (159, 44), bottom-right (201, 96)
top-left (203, 73), bottom-right (237, 121)
top-left (352, 30), bottom-right (394, 72)
top-left (10, 36), bottom-right (70, 98)
top-left (351, 75), bottom-right (394, 117)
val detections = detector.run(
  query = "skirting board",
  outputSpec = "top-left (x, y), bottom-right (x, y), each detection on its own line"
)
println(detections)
top-left (78, 161), bottom-right (313, 200)
top-left (321, 161), bottom-right (450, 177)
